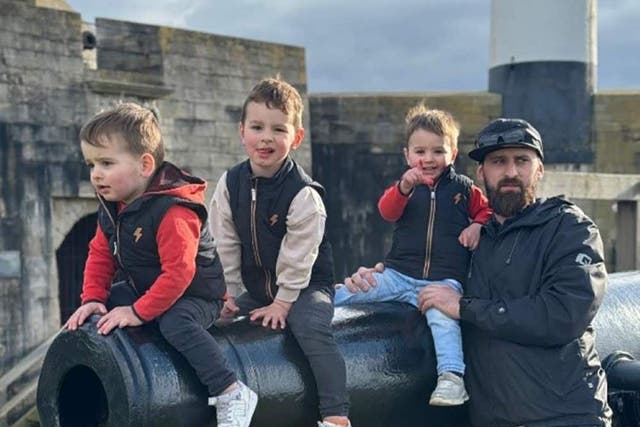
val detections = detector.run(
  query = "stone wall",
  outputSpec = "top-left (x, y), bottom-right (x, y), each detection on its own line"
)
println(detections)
top-left (0, 0), bottom-right (85, 374)
top-left (588, 91), bottom-right (640, 270)
top-left (309, 92), bottom-right (501, 279)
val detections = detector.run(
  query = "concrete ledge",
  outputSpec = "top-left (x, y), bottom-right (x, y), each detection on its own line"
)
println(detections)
top-left (539, 171), bottom-right (640, 200)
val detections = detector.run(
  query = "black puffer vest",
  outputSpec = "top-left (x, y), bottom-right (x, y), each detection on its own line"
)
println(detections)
top-left (385, 166), bottom-right (473, 284)
top-left (226, 158), bottom-right (334, 304)
top-left (97, 162), bottom-right (225, 301)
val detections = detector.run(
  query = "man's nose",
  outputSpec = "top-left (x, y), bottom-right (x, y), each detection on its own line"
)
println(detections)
top-left (504, 161), bottom-right (518, 177)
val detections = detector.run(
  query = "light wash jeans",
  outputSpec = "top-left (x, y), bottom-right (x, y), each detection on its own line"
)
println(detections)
top-left (334, 267), bottom-right (465, 375)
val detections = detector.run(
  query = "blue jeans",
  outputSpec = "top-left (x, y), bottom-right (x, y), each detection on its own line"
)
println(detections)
top-left (334, 267), bottom-right (465, 375)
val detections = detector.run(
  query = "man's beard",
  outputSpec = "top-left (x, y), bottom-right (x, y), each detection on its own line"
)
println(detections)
top-left (486, 178), bottom-right (536, 218)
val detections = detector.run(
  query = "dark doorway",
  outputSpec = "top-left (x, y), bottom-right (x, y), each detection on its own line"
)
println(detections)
top-left (56, 212), bottom-right (98, 324)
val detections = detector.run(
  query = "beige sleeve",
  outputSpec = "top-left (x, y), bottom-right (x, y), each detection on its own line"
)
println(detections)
top-left (274, 186), bottom-right (327, 303)
top-left (208, 171), bottom-right (244, 298)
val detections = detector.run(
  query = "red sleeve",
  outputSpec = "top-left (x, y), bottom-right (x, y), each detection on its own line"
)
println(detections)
top-left (378, 182), bottom-right (411, 222)
top-left (468, 184), bottom-right (493, 224)
top-left (81, 225), bottom-right (116, 304)
top-left (132, 205), bottom-right (201, 321)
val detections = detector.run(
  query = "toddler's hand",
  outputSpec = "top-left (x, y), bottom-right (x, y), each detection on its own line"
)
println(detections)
top-left (249, 299), bottom-right (292, 329)
top-left (459, 222), bottom-right (482, 250)
top-left (399, 167), bottom-right (423, 195)
top-left (96, 305), bottom-right (143, 335)
top-left (65, 301), bottom-right (107, 331)
top-left (221, 297), bottom-right (240, 319)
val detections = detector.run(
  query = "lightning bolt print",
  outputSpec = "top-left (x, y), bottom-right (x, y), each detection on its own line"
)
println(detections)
top-left (133, 227), bottom-right (143, 242)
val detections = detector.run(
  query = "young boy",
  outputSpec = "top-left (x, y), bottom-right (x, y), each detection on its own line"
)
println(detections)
top-left (65, 103), bottom-right (257, 427)
top-left (209, 78), bottom-right (351, 427)
top-left (335, 104), bottom-right (491, 406)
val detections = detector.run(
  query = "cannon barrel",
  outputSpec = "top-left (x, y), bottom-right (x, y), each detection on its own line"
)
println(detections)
top-left (37, 271), bottom-right (640, 427)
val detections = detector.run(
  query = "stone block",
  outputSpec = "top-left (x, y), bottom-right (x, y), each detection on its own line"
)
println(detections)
top-left (0, 251), bottom-right (21, 279)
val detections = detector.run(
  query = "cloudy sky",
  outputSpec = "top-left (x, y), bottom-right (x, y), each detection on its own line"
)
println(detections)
top-left (66, 0), bottom-right (640, 93)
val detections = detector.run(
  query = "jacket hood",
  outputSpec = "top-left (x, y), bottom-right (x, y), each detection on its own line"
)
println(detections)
top-left (144, 161), bottom-right (207, 204)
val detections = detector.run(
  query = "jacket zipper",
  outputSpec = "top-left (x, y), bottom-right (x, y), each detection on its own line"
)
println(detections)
top-left (422, 183), bottom-right (438, 278)
top-left (98, 196), bottom-right (141, 296)
top-left (250, 180), bottom-right (274, 300)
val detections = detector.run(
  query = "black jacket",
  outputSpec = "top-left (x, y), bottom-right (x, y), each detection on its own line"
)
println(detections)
top-left (385, 166), bottom-right (474, 284)
top-left (226, 158), bottom-right (334, 304)
top-left (459, 197), bottom-right (611, 427)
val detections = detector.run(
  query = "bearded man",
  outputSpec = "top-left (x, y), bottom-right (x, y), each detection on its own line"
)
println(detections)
top-left (346, 118), bottom-right (612, 427)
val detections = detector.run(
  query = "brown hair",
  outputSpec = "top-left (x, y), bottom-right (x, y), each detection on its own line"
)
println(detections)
top-left (79, 102), bottom-right (164, 164)
top-left (404, 103), bottom-right (460, 150)
top-left (240, 77), bottom-right (304, 129)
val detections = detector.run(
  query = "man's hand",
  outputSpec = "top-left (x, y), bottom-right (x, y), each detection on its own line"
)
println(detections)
top-left (95, 306), bottom-right (143, 335)
top-left (418, 285), bottom-right (462, 319)
top-left (459, 222), bottom-right (482, 250)
top-left (65, 302), bottom-right (107, 331)
top-left (341, 262), bottom-right (385, 293)
top-left (250, 299), bottom-right (292, 329)
top-left (221, 296), bottom-right (241, 319)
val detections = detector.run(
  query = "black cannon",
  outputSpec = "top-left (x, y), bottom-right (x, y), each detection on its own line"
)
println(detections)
top-left (37, 271), bottom-right (640, 427)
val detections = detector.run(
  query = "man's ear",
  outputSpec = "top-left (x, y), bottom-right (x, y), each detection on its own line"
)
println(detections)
top-left (140, 153), bottom-right (156, 177)
top-left (291, 128), bottom-right (305, 150)
top-left (476, 163), bottom-right (485, 184)
top-left (536, 160), bottom-right (544, 180)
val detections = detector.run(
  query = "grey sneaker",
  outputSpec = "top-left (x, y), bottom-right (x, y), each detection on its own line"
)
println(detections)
top-left (208, 381), bottom-right (258, 427)
top-left (429, 371), bottom-right (469, 406)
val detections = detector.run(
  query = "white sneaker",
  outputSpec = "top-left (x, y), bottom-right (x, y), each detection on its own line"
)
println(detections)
top-left (317, 421), bottom-right (351, 427)
top-left (208, 381), bottom-right (258, 427)
top-left (429, 371), bottom-right (469, 406)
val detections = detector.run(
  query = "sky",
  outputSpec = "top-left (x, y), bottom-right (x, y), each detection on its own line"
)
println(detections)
top-left (65, 0), bottom-right (640, 94)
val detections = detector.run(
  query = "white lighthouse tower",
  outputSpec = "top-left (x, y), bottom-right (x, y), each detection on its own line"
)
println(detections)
top-left (488, 0), bottom-right (597, 165)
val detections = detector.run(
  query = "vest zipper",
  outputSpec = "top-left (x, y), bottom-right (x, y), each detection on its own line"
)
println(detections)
top-left (250, 180), bottom-right (274, 300)
top-left (98, 196), bottom-right (141, 297)
top-left (422, 183), bottom-right (438, 278)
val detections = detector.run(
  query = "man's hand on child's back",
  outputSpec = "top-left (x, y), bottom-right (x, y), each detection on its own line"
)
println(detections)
top-left (249, 299), bottom-right (292, 330)
top-left (96, 305), bottom-right (143, 335)
top-left (65, 302), bottom-right (107, 331)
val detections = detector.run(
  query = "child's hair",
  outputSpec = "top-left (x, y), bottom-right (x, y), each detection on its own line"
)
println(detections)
top-left (80, 102), bottom-right (165, 165)
top-left (240, 77), bottom-right (304, 129)
top-left (404, 103), bottom-right (460, 150)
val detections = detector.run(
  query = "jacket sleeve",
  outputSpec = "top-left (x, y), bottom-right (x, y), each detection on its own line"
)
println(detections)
top-left (209, 172), bottom-right (244, 298)
top-left (274, 186), bottom-right (326, 303)
top-left (460, 211), bottom-right (607, 347)
top-left (378, 182), bottom-right (410, 222)
top-left (467, 184), bottom-right (492, 224)
top-left (132, 205), bottom-right (200, 321)
top-left (81, 225), bottom-right (116, 304)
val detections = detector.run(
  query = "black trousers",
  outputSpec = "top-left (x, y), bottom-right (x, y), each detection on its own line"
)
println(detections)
top-left (108, 282), bottom-right (236, 396)
top-left (235, 287), bottom-right (349, 418)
